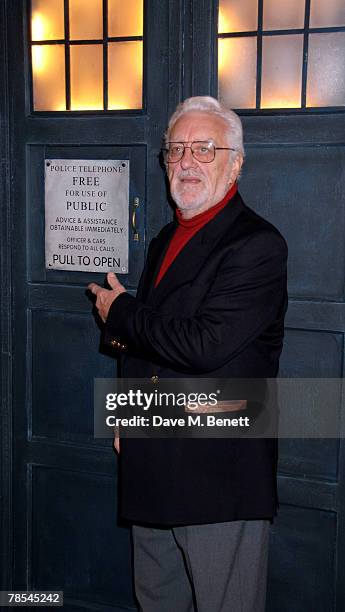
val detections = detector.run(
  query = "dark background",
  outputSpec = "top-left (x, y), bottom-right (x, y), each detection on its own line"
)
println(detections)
top-left (1, 1), bottom-right (345, 610)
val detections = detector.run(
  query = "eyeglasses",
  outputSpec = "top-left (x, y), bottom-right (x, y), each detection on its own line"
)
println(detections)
top-left (162, 141), bottom-right (236, 163)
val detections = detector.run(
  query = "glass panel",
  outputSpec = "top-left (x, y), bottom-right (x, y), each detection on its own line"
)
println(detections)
top-left (31, 0), bottom-right (64, 41)
top-left (261, 35), bottom-right (303, 108)
top-left (70, 45), bottom-right (103, 110)
top-left (218, 37), bottom-right (257, 109)
top-left (310, 0), bottom-right (345, 27)
top-left (32, 44), bottom-right (66, 110)
top-left (307, 33), bottom-right (345, 107)
top-left (69, 0), bottom-right (103, 40)
top-left (218, 0), bottom-right (258, 33)
top-left (108, 41), bottom-right (143, 109)
top-left (263, 0), bottom-right (305, 30)
top-left (108, 0), bottom-right (143, 37)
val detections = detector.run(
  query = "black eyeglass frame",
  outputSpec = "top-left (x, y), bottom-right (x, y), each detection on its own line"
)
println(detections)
top-left (162, 141), bottom-right (237, 163)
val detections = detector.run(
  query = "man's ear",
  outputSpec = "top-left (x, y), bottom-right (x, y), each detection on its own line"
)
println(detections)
top-left (229, 153), bottom-right (244, 184)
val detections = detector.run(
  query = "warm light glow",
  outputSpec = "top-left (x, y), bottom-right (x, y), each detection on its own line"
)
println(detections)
top-left (218, 0), bottom-right (258, 34)
top-left (108, 41), bottom-right (143, 109)
top-left (31, 0), bottom-right (64, 40)
top-left (32, 45), bottom-right (66, 110)
top-left (263, 98), bottom-right (300, 109)
top-left (218, 37), bottom-right (229, 73)
top-left (218, 9), bottom-right (230, 34)
top-left (31, 0), bottom-right (144, 111)
top-left (70, 45), bottom-right (103, 110)
top-left (69, 0), bottom-right (103, 40)
top-left (108, 0), bottom-right (143, 37)
top-left (263, 0), bottom-right (305, 30)
top-left (310, 0), bottom-right (345, 28)
top-left (261, 35), bottom-right (303, 108)
top-left (218, 37), bottom-right (257, 108)
top-left (32, 14), bottom-right (45, 40)
top-left (32, 45), bottom-right (45, 72)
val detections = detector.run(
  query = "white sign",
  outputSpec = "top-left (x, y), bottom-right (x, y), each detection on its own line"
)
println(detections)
top-left (45, 159), bottom-right (129, 273)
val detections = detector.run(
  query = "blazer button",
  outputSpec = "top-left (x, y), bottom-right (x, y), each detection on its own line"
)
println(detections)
top-left (151, 375), bottom-right (159, 384)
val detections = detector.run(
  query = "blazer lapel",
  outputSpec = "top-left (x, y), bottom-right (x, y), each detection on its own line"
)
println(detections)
top-left (143, 192), bottom-right (246, 305)
top-left (138, 222), bottom-right (176, 302)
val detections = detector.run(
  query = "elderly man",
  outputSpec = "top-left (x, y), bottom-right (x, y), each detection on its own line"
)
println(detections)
top-left (89, 96), bottom-right (288, 612)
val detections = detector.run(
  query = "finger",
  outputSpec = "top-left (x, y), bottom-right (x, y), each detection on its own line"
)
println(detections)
top-left (107, 272), bottom-right (119, 290)
top-left (114, 436), bottom-right (120, 454)
top-left (88, 283), bottom-right (102, 295)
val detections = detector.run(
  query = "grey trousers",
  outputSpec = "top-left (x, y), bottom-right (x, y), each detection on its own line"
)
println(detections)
top-left (132, 519), bottom-right (269, 612)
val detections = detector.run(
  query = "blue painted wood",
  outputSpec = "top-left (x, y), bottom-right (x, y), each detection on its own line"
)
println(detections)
top-left (281, 330), bottom-right (343, 378)
top-left (241, 144), bottom-right (345, 300)
top-left (278, 330), bottom-right (342, 480)
top-left (0, 0), bottom-right (13, 593)
top-left (196, 3), bottom-right (345, 609)
top-left (277, 475), bottom-right (336, 511)
top-left (240, 141), bottom-right (345, 607)
top-left (5, 0), bottom-right (180, 608)
top-left (267, 505), bottom-right (336, 612)
top-left (31, 310), bottom-right (117, 444)
top-left (191, 0), bottom-right (217, 97)
top-left (286, 301), bottom-right (345, 332)
top-left (2, 0), bottom-right (345, 610)
top-left (30, 466), bottom-right (135, 609)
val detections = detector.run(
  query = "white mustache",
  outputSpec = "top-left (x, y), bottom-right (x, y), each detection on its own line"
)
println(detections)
top-left (177, 171), bottom-right (203, 180)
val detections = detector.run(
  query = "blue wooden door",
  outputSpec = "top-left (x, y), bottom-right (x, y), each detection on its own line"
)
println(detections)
top-left (189, 1), bottom-right (345, 610)
top-left (1, 1), bottom-right (345, 611)
top-left (1, 1), bottom-right (183, 610)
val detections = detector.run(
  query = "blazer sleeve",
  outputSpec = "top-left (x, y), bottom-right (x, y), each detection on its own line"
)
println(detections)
top-left (104, 230), bottom-right (288, 374)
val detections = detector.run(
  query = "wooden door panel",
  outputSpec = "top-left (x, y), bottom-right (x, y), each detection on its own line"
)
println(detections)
top-left (32, 310), bottom-right (115, 445)
top-left (278, 329), bottom-right (342, 480)
top-left (2, 0), bottom-right (345, 609)
top-left (267, 505), bottom-right (336, 612)
top-left (241, 145), bottom-right (345, 300)
top-left (238, 118), bottom-right (345, 610)
top-left (7, 0), bottom-right (178, 607)
top-left (31, 466), bottom-right (135, 609)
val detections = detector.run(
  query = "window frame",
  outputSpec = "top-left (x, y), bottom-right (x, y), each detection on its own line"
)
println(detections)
top-left (215, 0), bottom-right (345, 114)
top-left (28, 0), bottom-right (146, 115)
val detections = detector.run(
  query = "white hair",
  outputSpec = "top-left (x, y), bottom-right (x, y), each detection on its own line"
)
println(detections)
top-left (165, 96), bottom-right (244, 158)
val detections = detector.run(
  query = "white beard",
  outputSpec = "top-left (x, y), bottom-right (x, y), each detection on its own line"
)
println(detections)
top-left (172, 190), bottom-right (210, 211)
top-left (171, 175), bottom-right (210, 211)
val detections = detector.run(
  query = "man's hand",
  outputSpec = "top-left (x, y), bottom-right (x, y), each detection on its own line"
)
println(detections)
top-left (114, 432), bottom-right (120, 454)
top-left (88, 272), bottom-right (126, 323)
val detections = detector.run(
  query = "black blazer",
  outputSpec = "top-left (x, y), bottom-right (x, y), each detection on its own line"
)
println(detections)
top-left (105, 192), bottom-right (288, 525)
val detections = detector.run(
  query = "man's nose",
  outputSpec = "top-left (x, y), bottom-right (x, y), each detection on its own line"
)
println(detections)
top-left (180, 146), bottom-right (197, 169)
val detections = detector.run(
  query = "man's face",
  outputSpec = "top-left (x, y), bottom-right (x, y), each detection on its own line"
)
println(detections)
top-left (167, 111), bottom-right (242, 218)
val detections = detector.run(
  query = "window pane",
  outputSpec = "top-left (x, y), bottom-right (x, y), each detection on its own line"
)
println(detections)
top-left (218, 37), bottom-right (257, 108)
top-left (218, 0), bottom-right (258, 33)
top-left (307, 33), bottom-right (345, 107)
top-left (310, 0), bottom-right (345, 27)
top-left (70, 45), bottom-right (103, 110)
top-left (31, 0), bottom-right (64, 41)
top-left (69, 0), bottom-right (103, 40)
top-left (32, 45), bottom-right (66, 110)
top-left (108, 0), bottom-right (143, 37)
top-left (263, 0), bottom-right (305, 30)
top-left (261, 35), bottom-right (303, 108)
top-left (108, 41), bottom-right (143, 109)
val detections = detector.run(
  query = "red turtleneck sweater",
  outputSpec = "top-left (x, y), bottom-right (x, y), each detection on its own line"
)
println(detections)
top-left (154, 182), bottom-right (238, 287)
